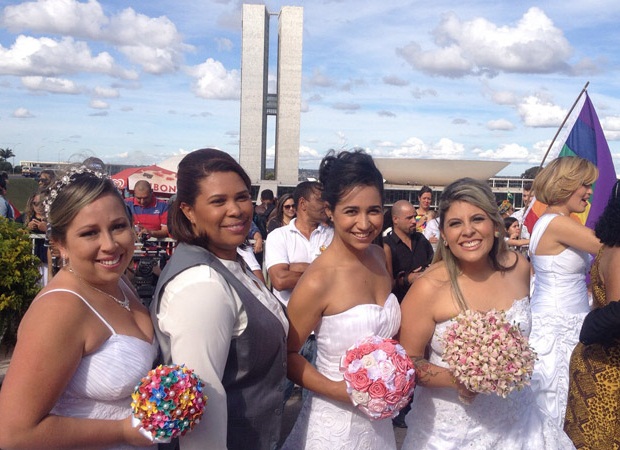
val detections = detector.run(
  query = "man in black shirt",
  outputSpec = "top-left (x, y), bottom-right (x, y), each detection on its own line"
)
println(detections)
top-left (383, 200), bottom-right (434, 303)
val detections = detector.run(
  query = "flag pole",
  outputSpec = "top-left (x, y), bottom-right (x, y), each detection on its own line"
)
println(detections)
top-left (540, 81), bottom-right (590, 167)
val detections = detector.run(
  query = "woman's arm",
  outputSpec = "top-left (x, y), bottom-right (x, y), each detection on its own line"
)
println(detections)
top-left (0, 293), bottom-right (150, 449)
top-left (550, 216), bottom-right (601, 255)
top-left (156, 267), bottom-right (239, 450)
top-left (286, 270), bottom-right (350, 404)
top-left (399, 274), bottom-right (475, 401)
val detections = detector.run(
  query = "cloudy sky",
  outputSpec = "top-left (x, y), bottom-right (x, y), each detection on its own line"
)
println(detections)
top-left (1, 0), bottom-right (620, 176)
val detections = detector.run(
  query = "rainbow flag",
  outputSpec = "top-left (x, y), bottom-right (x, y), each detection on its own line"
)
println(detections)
top-left (524, 92), bottom-right (617, 232)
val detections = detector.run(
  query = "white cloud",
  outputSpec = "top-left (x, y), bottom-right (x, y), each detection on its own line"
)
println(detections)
top-left (487, 119), bottom-right (515, 131)
top-left (397, 7), bottom-right (574, 78)
top-left (93, 86), bottom-right (119, 98)
top-left (473, 143), bottom-right (530, 160)
top-left (90, 99), bottom-right (109, 109)
top-left (188, 58), bottom-right (240, 100)
top-left (384, 137), bottom-right (465, 159)
top-left (216, 37), bottom-right (233, 52)
top-left (517, 95), bottom-right (566, 127)
top-left (12, 107), bottom-right (33, 118)
top-left (0, 35), bottom-right (137, 79)
top-left (492, 90), bottom-right (519, 106)
top-left (378, 110), bottom-right (396, 117)
top-left (1, 0), bottom-right (191, 75)
top-left (411, 87), bottom-right (437, 99)
top-left (306, 68), bottom-right (336, 88)
top-left (601, 115), bottom-right (620, 141)
top-left (21, 76), bottom-right (82, 94)
top-left (383, 75), bottom-right (409, 86)
top-left (332, 102), bottom-right (360, 111)
top-left (1, 0), bottom-right (107, 37)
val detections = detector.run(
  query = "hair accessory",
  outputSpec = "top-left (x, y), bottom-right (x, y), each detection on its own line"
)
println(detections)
top-left (43, 165), bottom-right (108, 220)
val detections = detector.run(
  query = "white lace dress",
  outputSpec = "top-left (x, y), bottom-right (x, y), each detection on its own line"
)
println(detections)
top-left (282, 294), bottom-right (401, 450)
top-left (402, 297), bottom-right (576, 450)
top-left (529, 213), bottom-right (591, 427)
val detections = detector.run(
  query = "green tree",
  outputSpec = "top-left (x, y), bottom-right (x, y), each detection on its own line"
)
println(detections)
top-left (0, 148), bottom-right (15, 162)
top-left (521, 166), bottom-right (541, 180)
top-left (0, 217), bottom-right (41, 348)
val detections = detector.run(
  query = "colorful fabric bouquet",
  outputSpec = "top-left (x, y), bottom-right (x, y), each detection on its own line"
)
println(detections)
top-left (131, 364), bottom-right (207, 440)
top-left (340, 335), bottom-right (416, 420)
top-left (442, 309), bottom-right (537, 399)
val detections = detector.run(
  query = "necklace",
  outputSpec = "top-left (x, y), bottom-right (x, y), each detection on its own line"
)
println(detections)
top-left (68, 267), bottom-right (131, 311)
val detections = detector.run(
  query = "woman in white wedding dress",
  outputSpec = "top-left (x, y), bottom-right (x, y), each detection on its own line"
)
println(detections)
top-left (399, 178), bottom-right (575, 449)
top-left (282, 150), bottom-right (399, 450)
top-left (528, 156), bottom-right (602, 427)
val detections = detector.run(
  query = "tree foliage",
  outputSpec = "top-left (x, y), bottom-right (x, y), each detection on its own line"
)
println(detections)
top-left (0, 218), bottom-right (41, 348)
top-left (521, 166), bottom-right (541, 180)
top-left (0, 148), bottom-right (16, 162)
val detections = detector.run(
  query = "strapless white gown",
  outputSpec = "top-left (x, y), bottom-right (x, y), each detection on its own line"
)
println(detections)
top-left (529, 214), bottom-right (591, 427)
top-left (282, 294), bottom-right (400, 450)
top-left (402, 297), bottom-right (575, 449)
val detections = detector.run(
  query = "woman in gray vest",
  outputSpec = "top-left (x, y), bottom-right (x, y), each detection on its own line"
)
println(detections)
top-left (151, 148), bottom-right (289, 450)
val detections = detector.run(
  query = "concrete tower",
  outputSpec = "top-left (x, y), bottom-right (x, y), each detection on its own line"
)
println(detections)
top-left (240, 4), bottom-right (303, 186)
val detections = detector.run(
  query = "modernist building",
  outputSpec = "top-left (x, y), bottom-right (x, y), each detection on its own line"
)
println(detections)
top-left (239, 4), bottom-right (303, 186)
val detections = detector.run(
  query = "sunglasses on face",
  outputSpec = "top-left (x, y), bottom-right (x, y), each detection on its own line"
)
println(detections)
top-left (283, 205), bottom-right (295, 210)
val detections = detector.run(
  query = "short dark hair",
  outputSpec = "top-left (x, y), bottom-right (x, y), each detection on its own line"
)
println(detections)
top-left (293, 181), bottom-right (321, 207)
top-left (318, 149), bottom-right (384, 210)
top-left (418, 185), bottom-right (432, 198)
top-left (523, 181), bottom-right (533, 191)
top-left (170, 148), bottom-right (251, 246)
top-left (595, 180), bottom-right (620, 247)
top-left (260, 189), bottom-right (274, 201)
top-left (0, 177), bottom-right (6, 190)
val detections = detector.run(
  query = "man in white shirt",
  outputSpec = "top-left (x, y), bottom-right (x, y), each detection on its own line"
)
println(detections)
top-left (265, 181), bottom-right (334, 306)
top-left (265, 181), bottom-right (333, 402)
top-left (511, 181), bottom-right (533, 239)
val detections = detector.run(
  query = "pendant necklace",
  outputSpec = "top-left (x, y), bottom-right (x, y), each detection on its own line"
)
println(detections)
top-left (68, 267), bottom-right (131, 311)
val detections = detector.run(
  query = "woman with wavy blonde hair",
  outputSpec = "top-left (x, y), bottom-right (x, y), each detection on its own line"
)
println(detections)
top-left (528, 156), bottom-right (602, 427)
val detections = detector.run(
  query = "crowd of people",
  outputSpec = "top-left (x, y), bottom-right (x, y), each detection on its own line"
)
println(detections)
top-left (0, 150), bottom-right (617, 450)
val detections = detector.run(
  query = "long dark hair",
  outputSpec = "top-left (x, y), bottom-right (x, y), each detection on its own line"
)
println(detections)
top-left (170, 148), bottom-right (251, 247)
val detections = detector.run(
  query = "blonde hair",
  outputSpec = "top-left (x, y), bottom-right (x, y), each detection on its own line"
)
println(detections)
top-left (435, 178), bottom-right (514, 312)
top-left (533, 156), bottom-right (598, 205)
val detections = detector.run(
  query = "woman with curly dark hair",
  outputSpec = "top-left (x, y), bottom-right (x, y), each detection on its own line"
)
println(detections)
top-left (565, 180), bottom-right (620, 448)
top-left (283, 149), bottom-right (399, 449)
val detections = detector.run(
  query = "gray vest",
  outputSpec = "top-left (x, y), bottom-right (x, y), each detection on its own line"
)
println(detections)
top-left (151, 243), bottom-right (287, 450)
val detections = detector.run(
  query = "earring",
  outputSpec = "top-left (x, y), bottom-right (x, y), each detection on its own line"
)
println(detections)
top-left (494, 230), bottom-right (500, 238)
top-left (62, 254), bottom-right (67, 267)
top-left (443, 240), bottom-right (448, 247)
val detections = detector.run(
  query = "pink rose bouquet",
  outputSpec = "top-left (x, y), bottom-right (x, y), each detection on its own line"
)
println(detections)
top-left (340, 335), bottom-right (416, 420)
top-left (131, 364), bottom-right (207, 441)
top-left (442, 309), bottom-right (537, 399)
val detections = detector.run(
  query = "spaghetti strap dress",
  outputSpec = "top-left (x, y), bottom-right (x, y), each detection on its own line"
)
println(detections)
top-left (45, 289), bottom-right (158, 450)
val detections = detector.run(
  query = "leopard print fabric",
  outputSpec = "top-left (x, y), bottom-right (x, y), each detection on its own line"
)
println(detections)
top-left (564, 247), bottom-right (620, 449)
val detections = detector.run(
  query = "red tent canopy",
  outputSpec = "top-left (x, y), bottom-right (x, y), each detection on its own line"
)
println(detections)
top-left (111, 165), bottom-right (177, 196)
